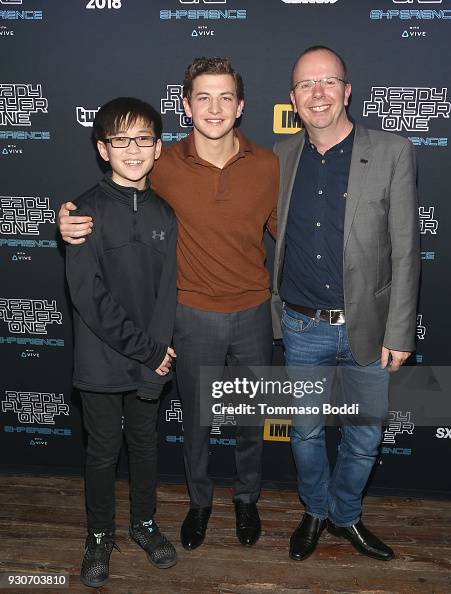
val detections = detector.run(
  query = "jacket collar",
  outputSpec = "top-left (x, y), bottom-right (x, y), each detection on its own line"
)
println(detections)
top-left (99, 171), bottom-right (151, 206)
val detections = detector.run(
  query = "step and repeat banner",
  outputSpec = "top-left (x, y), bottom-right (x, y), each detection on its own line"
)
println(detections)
top-left (1, 0), bottom-right (450, 497)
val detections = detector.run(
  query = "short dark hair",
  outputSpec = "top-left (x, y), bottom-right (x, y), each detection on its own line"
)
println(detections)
top-left (291, 46), bottom-right (348, 87)
top-left (182, 57), bottom-right (244, 101)
top-left (94, 97), bottom-right (162, 141)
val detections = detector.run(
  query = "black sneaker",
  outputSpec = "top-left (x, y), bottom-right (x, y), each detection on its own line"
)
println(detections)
top-left (130, 520), bottom-right (177, 569)
top-left (80, 530), bottom-right (118, 588)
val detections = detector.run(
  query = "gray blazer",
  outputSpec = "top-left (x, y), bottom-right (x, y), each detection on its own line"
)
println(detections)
top-left (271, 124), bottom-right (420, 366)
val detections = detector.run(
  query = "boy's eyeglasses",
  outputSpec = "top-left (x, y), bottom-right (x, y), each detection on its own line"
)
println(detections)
top-left (104, 136), bottom-right (157, 148)
top-left (292, 76), bottom-right (347, 92)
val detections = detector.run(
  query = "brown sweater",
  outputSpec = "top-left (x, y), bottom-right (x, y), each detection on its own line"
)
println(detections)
top-left (151, 130), bottom-right (278, 313)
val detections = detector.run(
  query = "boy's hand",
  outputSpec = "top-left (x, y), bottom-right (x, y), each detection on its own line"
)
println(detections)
top-left (155, 347), bottom-right (177, 376)
top-left (59, 201), bottom-right (93, 244)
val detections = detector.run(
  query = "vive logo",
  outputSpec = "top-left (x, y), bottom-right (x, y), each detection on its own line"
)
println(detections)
top-left (273, 104), bottom-right (303, 134)
top-left (191, 26), bottom-right (215, 36)
top-left (401, 26), bottom-right (427, 38)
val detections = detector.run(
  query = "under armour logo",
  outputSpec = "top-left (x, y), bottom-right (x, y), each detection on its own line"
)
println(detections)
top-left (152, 230), bottom-right (165, 240)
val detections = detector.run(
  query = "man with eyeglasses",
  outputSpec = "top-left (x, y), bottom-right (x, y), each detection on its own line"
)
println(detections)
top-left (271, 46), bottom-right (419, 561)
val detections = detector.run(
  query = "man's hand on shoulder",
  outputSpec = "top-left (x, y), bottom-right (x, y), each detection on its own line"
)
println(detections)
top-left (381, 346), bottom-right (411, 372)
top-left (58, 201), bottom-right (93, 245)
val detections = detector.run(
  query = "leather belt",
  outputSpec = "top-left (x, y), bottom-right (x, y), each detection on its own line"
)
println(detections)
top-left (286, 303), bottom-right (346, 325)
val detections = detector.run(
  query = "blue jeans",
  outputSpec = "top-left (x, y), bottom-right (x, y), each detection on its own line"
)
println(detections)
top-left (282, 305), bottom-right (389, 526)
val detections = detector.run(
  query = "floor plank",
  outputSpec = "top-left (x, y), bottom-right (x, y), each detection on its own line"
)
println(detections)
top-left (0, 475), bottom-right (450, 594)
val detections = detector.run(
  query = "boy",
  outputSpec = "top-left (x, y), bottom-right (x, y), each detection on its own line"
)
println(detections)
top-left (65, 97), bottom-right (177, 588)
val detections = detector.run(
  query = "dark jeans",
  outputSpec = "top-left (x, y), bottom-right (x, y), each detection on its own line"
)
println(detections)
top-left (173, 300), bottom-right (273, 508)
top-left (81, 390), bottom-right (159, 532)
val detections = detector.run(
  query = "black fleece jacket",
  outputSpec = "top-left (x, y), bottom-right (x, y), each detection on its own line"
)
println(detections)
top-left (66, 173), bottom-right (177, 399)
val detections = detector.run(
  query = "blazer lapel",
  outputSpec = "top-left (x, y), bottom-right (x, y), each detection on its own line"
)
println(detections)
top-left (275, 132), bottom-right (305, 288)
top-left (278, 132), bottom-right (305, 242)
top-left (344, 124), bottom-right (371, 250)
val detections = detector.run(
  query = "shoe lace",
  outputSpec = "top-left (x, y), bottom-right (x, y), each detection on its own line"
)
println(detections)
top-left (236, 504), bottom-right (256, 525)
top-left (92, 532), bottom-right (121, 553)
top-left (239, 508), bottom-right (251, 522)
top-left (141, 520), bottom-right (156, 534)
top-left (188, 507), bottom-right (211, 526)
top-left (132, 520), bottom-right (169, 552)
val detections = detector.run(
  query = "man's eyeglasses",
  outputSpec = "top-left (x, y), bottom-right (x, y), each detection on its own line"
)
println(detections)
top-left (292, 76), bottom-right (347, 93)
top-left (104, 136), bottom-right (157, 148)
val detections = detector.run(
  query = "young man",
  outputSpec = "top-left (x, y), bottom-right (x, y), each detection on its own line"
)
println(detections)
top-left (66, 97), bottom-right (177, 588)
top-left (272, 46), bottom-right (419, 561)
top-left (59, 59), bottom-right (278, 550)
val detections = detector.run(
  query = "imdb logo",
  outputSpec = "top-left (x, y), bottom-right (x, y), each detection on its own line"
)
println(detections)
top-left (263, 418), bottom-right (292, 442)
top-left (273, 104), bottom-right (303, 134)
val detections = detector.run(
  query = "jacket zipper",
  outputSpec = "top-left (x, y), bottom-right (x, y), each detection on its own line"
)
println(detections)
top-left (133, 191), bottom-right (138, 241)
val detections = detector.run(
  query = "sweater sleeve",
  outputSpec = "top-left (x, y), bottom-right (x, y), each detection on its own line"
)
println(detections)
top-left (65, 203), bottom-right (167, 371)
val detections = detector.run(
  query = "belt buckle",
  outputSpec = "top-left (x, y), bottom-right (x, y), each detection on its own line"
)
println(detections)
top-left (329, 309), bottom-right (345, 325)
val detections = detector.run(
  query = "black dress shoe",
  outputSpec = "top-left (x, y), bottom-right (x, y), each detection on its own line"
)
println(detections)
top-left (289, 514), bottom-right (325, 561)
top-left (327, 520), bottom-right (395, 561)
top-left (180, 507), bottom-right (211, 551)
top-left (234, 502), bottom-right (261, 546)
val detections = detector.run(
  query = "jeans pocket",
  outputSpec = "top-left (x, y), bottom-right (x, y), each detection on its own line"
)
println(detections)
top-left (281, 308), bottom-right (315, 333)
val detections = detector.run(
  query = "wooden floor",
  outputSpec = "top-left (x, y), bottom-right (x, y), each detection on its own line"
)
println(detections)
top-left (0, 476), bottom-right (450, 594)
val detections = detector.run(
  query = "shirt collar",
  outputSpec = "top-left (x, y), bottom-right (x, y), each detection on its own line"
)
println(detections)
top-left (305, 122), bottom-right (355, 157)
top-left (179, 131), bottom-right (197, 160)
top-left (178, 128), bottom-right (254, 165)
